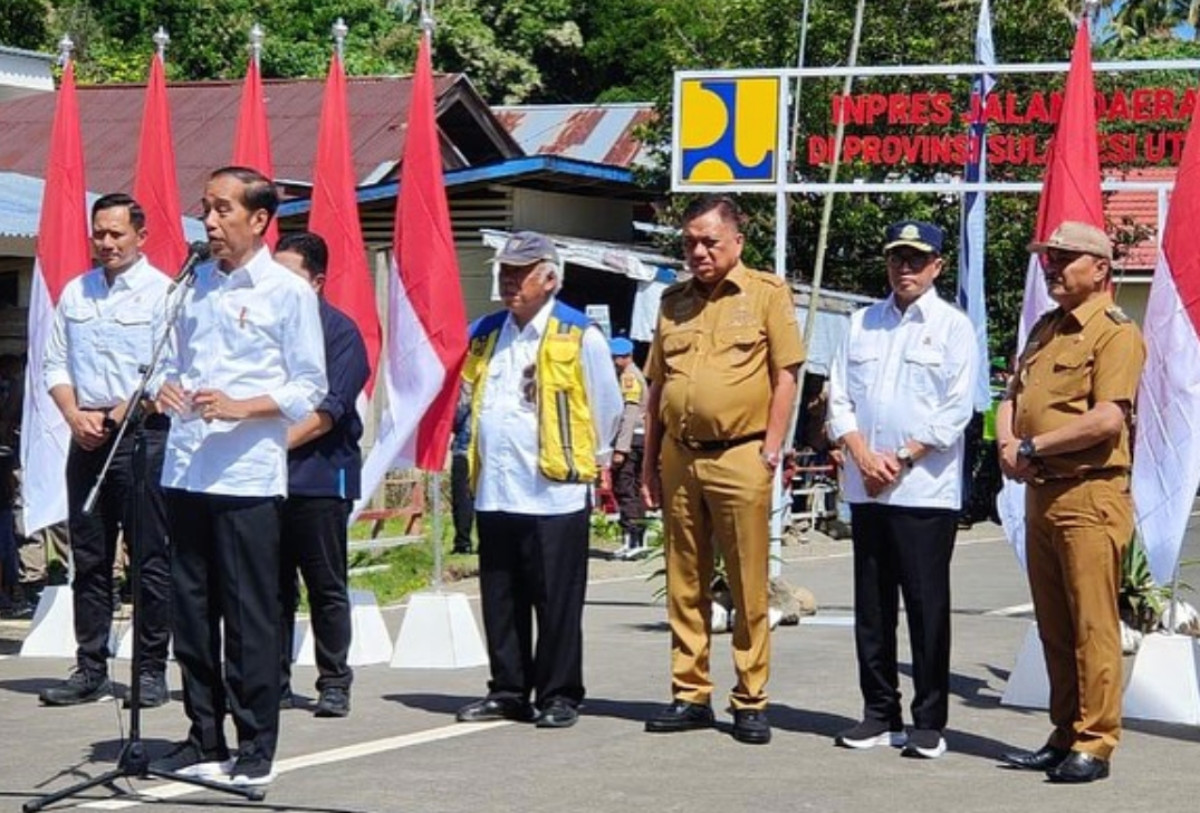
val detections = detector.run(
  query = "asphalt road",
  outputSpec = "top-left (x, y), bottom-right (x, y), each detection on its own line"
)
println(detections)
top-left (2, 515), bottom-right (1198, 813)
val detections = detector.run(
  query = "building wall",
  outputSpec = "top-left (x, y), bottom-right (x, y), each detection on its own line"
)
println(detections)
top-left (511, 188), bottom-right (633, 243)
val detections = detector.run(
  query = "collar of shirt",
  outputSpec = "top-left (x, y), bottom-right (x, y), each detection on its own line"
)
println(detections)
top-left (1061, 291), bottom-right (1113, 331)
top-left (691, 261), bottom-right (750, 299)
top-left (216, 245), bottom-right (273, 290)
top-left (884, 286), bottom-right (939, 323)
top-left (503, 296), bottom-right (556, 341)
top-left (86, 255), bottom-right (154, 295)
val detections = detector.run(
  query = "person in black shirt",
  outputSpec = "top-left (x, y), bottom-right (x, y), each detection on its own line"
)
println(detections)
top-left (274, 232), bottom-right (370, 718)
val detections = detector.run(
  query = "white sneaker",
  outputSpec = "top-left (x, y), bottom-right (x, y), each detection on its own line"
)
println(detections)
top-left (835, 720), bottom-right (908, 749)
top-left (610, 545), bottom-right (633, 560)
top-left (901, 729), bottom-right (947, 759)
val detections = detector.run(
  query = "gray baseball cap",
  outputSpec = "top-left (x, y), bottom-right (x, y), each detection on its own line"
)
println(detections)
top-left (494, 231), bottom-right (559, 267)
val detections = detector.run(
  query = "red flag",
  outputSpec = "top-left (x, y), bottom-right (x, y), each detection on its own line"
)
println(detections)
top-left (309, 53), bottom-right (382, 393)
top-left (358, 32), bottom-right (467, 505)
top-left (232, 56), bottom-right (278, 247)
top-left (20, 59), bottom-right (92, 534)
top-left (998, 17), bottom-right (1105, 568)
top-left (1132, 87), bottom-right (1200, 584)
top-left (133, 52), bottom-right (186, 274)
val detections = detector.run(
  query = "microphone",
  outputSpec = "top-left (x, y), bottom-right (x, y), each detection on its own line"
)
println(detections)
top-left (169, 241), bottom-right (212, 291)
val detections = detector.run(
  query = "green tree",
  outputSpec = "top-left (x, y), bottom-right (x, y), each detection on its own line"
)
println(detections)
top-left (0, 0), bottom-right (50, 51)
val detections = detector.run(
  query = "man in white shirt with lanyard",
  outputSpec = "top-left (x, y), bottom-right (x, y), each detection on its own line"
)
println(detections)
top-left (151, 167), bottom-right (326, 787)
top-left (455, 232), bottom-right (622, 729)
top-left (826, 220), bottom-right (978, 760)
top-left (39, 193), bottom-right (173, 709)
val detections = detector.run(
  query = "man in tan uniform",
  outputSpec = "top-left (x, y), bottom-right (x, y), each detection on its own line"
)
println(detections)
top-left (996, 221), bottom-right (1145, 784)
top-left (642, 195), bottom-right (804, 745)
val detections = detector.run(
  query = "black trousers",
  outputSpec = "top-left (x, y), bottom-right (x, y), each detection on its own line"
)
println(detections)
top-left (613, 436), bottom-right (645, 541)
top-left (850, 502), bottom-right (957, 732)
top-left (450, 454), bottom-right (474, 552)
top-left (167, 489), bottom-right (282, 761)
top-left (476, 508), bottom-right (589, 708)
top-left (65, 425), bottom-right (171, 676)
top-left (280, 496), bottom-right (352, 692)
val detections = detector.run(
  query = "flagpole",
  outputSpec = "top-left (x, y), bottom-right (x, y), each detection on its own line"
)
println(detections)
top-left (418, 1), bottom-right (445, 594)
top-left (333, 17), bottom-right (347, 61)
top-left (249, 23), bottom-right (264, 68)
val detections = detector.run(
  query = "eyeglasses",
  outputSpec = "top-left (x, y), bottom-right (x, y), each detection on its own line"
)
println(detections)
top-left (521, 364), bottom-right (537, 406)
top-left (885, 249), bottom-right (935, 270)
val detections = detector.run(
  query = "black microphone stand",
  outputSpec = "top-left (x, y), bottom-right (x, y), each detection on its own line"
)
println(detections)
top-left (24, 253), bottom-right (264, 811)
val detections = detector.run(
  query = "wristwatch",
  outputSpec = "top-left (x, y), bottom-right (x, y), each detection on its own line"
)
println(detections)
top-left (1017, 438), bottom-right (1038, 459)
top-left (896, 446), bottom-right (914, 469)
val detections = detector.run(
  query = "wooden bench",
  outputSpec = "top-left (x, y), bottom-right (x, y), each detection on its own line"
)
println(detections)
top-left (355, 486), bottom-right (425, 539)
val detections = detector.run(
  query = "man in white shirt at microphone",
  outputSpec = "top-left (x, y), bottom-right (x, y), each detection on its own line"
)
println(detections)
top-left (826, 220), bottom-right (978, 760)
top-left (151, 166), bottom-right (326, 787)
top-left (40, 193), bottom-right (175, 709)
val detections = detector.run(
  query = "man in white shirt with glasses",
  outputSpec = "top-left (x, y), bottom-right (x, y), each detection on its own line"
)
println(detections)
top-left (826, 220), bottom-right (978, 761)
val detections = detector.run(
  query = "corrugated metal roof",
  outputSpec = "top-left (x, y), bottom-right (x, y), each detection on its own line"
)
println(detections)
top-left (0, 74), bottom-right (475, 217)
top-left (0, 45), bottom-right (55, 63)
top-left (493, 103), bottom-right (655, 168)
top-left (1106, 166), bottom-right (1172, 271)
top-left (0, 170), bottom-right (204, 240)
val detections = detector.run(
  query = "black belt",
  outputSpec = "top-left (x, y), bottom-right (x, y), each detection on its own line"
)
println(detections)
top-left (80, 406), bottom-right (170, 432)
top-left (676, 431), bottom-right (765, 452)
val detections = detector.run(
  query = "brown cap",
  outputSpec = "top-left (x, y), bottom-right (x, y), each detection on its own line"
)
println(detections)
top-left (1027, 221), bottom-right (1112, 261)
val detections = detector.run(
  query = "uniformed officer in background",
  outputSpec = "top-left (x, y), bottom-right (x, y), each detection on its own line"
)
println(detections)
top-left (609, 336), bottom-right (648, 560)
top-left (996, 221), bottom-right (1145, 784)
top-left (642, 195), bottom-right (804, 746)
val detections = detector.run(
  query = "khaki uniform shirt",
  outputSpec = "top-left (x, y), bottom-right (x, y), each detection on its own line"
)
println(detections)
top-left (613, 362), bottom-right (647, 453)
top-left (646, 263), bottom-right (805, 443)
top-left (1011, 292), bottom-right (1145, 480)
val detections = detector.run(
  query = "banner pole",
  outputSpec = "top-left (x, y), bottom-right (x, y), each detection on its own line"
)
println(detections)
top-left (430, 470), bottom-right (444, 592)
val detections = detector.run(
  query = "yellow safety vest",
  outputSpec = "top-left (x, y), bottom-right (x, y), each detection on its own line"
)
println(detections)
top-left (463, 301), bottom-right (597, 491)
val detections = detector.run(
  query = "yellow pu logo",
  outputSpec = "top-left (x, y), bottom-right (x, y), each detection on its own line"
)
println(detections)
top-left (678, 77), bottom-right (780, 185)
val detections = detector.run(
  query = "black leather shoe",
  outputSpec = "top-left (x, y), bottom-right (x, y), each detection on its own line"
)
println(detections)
top-left (1048, 751), bottom-right (1110, 783)
top-left (1000, 744), bottom-right (1069, 771)
top-left (731, 709), bottom-right (771, 745)
top-left (535, 699), bottom-right (578, 729)
top-left (456, 696), bottom-right (536, 723)
top-left (644, 700), bottom-right (715, 733)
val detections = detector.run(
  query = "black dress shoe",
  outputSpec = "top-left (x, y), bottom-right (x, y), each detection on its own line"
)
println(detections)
top-left (1000, 744), bottom-right (1069, 771)
top-left (645, 700), bottom-right (715, 733)
top-left (535, 699), bottom-right (579, 729)
top-left (731, 709), bottom-right (771, 745)
top-left (456, 696), bottom-right (536, 723)
top-left (1048, 751), bottom-right (1110, 783)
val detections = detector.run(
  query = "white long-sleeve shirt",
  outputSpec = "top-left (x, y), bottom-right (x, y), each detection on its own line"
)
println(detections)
top-left (160, 246), bottom-right (327, 497)
top-left (474, 299), bottom-right (623, 515)
top-left (827, 288), bottom-right (978, 510)
top-left (43, 257), bottom-right (170, 408)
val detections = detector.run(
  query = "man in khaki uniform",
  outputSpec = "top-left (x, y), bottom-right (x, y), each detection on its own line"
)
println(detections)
top-left (996, 221), bottom-right (1145, 784)
top-left (642, 195), bottom-right (804, 745)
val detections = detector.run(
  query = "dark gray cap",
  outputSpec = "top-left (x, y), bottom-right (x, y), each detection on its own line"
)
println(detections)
top-left (494, 230), bottom-right (559, 267)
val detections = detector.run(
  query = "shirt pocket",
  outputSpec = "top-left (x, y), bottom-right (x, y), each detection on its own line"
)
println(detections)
top-left (714, 326), bottom-right (764, 370)
top-left (661, 329), bottom-right (696, 375)
top-left (1049, 348), bottom-right (1092, 397)
top-left (110, 310), bottom-right (155, 367)
top-left (903, 346), bottom-right (944, 400)
top-left (847, 347), bottom-right (880, 399)
top-left (62, 305), bottom-right (99, 355)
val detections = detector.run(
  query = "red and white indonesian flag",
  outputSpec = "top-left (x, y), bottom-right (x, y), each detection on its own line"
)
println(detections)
top-left (996, 17), bottom-right (1105, 568)
top-left (21, 60), bottom-right (92, 535)
top-left (134, 51), bottom-right (186, 274)
top-left (1131, 96), bottom-right (1200, 586)
top-left (232, 55), bottom-right (278, 248)
top-left (355, 32), bottom-right (467, 514)
top-left (309, 52), bottom-right (382, 394)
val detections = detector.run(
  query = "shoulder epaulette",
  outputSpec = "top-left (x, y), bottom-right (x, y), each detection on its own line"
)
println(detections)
top-left (1105, 305), bottom-right (1132, 325)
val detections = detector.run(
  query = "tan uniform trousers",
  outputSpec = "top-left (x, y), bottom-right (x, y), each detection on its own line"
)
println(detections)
top-left (1025, 474), bottom-right (1132, 760)
top-left (662, 436), bottom-right (772, 710)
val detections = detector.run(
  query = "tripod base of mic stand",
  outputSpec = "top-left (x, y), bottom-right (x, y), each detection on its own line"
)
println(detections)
top-left (22, 739), bottom-right (267, 812)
